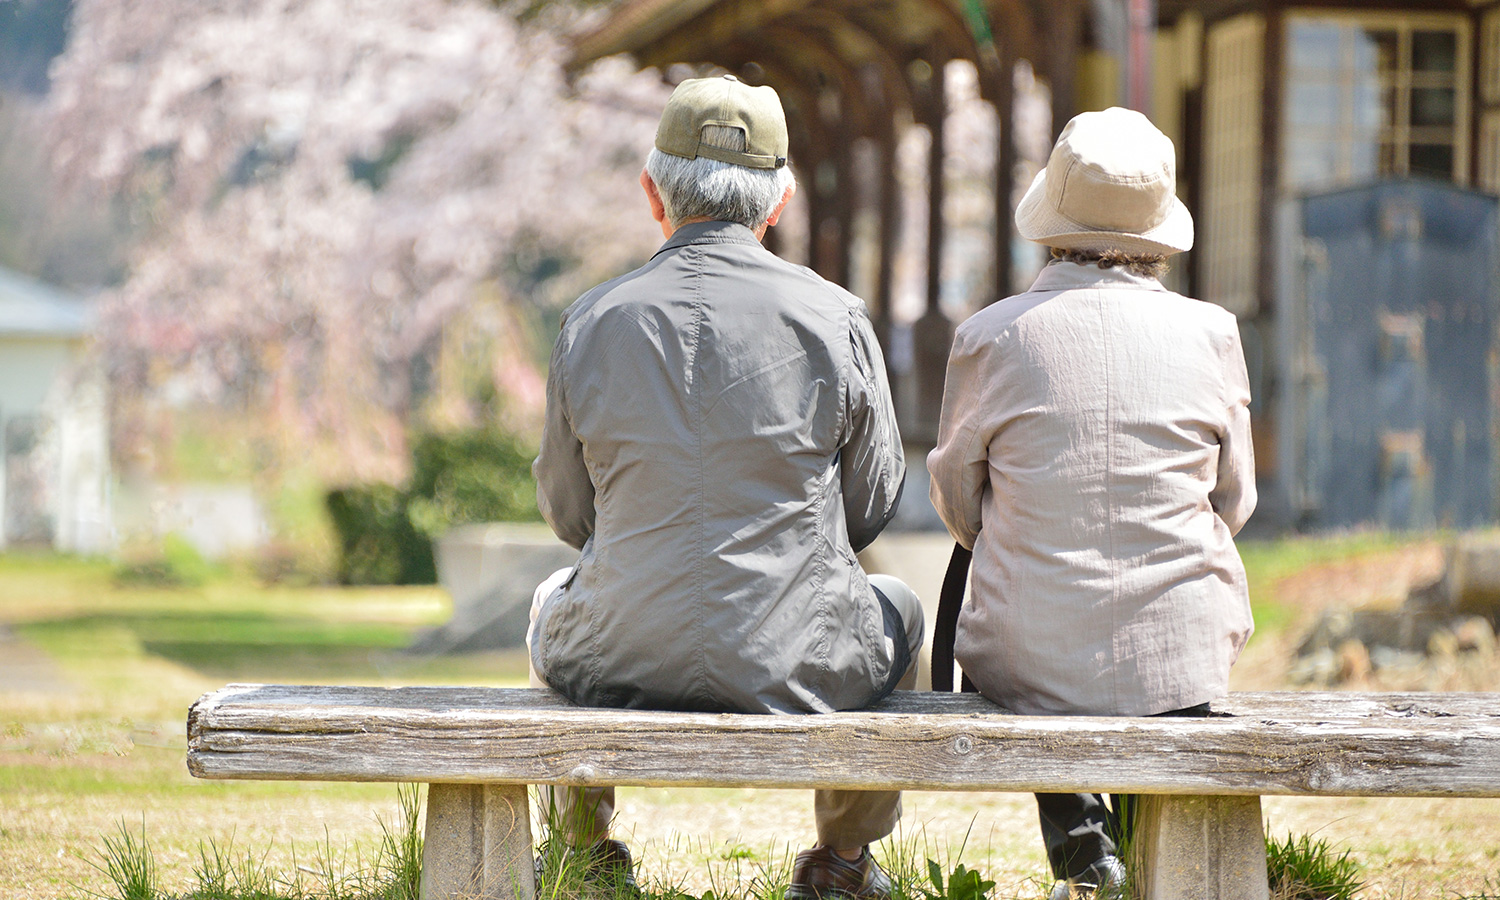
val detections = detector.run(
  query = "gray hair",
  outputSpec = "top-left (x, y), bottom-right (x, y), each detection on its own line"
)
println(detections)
top-left (646, 124), bottom-right (795, 230)
top-left (1050, 246), bottom-right (1170, 280)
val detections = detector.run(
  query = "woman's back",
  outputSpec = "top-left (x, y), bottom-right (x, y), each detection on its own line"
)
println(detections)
top-left (928, 261), bottom-right (1256, 716)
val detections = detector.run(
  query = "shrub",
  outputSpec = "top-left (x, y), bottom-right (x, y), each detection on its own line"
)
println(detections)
top-left (112, 533), bottom-right (216, 588)
top-left (405, 428), bottom-right (543, 538)
top-left (325, 483), bottom-right (435, 586)
top-left (325, 428), bottom-right (541, 585)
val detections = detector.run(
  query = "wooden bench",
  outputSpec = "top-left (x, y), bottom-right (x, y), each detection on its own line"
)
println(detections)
top-left (187, 685), bottom-right (1500, 900)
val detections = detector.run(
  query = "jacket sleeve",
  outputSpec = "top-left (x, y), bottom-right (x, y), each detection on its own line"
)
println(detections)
top-left (532, 326), bottom-right (595, 551)
top-left (926, 326), bottom-right (990, 551)
top-left (1210, 323), bottom-right (1257, 535)
top-left (841, 309), bottom-right (905, 553)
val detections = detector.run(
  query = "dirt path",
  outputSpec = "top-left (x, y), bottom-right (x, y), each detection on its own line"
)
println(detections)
top-left (0, 624), bottom-right (72, 694)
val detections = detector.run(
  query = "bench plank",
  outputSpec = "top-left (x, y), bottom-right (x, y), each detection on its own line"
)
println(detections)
top-left (187, 685), bottom-right (1500, 798)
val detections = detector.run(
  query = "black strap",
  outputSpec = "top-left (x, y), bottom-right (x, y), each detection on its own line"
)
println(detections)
top-left (931, 542), bottom-right (976, 693)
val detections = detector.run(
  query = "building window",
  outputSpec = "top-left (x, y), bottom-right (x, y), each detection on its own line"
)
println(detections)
top-left (1283, 13), bottom-right (1469, 192)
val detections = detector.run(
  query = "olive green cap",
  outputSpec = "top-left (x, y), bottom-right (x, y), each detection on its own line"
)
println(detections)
top-left (655, 74), bottom-right (789, 170)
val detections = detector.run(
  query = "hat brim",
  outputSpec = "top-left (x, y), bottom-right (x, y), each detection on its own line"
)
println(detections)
top-left (1014, 167), bottom-right (1194, 256)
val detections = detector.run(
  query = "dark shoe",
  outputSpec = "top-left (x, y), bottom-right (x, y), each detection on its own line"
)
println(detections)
top-left (584, 838), bottom-right (636, 888)
top-left (785, 845), bottom-right (892, 900)
top-left (535, 838), bottom-right (637, 892)
top-left (1048, 855), bottom-right (1126, 900)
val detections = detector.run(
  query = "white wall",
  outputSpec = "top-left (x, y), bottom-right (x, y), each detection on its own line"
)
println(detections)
top-left (0, 335), bottom-right (112, 552)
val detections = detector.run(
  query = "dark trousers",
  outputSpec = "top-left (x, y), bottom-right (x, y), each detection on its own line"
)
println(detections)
top-left (1035, 702), bottom-right (1212, 880)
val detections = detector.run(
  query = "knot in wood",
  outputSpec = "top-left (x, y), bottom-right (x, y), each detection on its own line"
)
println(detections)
top-left (569, 764), bottom-right (598, 783)
top-left (953, 734), bottom-right (973, 755)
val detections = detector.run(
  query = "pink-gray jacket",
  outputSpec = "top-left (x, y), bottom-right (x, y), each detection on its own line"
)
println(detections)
top-left (927, 261), bottom-right (1256, 717)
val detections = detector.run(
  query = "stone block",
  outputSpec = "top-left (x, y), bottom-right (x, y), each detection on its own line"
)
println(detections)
top-left (1131, 794), bottom-right (1268, 900)
top-left (422, 783), bottom-right (535, 900)
top-left (412, 523), bottom-right (577, 653)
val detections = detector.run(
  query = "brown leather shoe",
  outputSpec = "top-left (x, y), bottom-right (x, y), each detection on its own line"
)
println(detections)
top-left (784, 845), bottom-right (892, 900)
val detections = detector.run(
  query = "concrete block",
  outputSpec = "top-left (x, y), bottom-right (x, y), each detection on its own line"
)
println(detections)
top-left (422, 783), bottom-right (534, 900)
top-left (413, 524), bottom-right (577, 653)
top-left (1131, 794), bottom-right (1268, 900)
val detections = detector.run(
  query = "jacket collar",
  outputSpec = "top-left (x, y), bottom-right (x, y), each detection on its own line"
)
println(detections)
top-left (1026, 259), bottom-right (1168, 293)
top-left (652, 220), bottom-right (763, 259)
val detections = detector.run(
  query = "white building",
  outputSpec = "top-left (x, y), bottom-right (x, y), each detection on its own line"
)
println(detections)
top-left (0, 266), bottom-right (110, 553)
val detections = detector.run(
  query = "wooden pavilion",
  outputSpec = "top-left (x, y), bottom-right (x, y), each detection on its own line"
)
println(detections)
top-left (569, 0), bottom-right (1500, 529)
top-left (570, 0), bottom-right (1089, 444)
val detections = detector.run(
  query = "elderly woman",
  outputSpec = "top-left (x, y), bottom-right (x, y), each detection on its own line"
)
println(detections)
top-left (927, 108), bottom-right (1256, 900)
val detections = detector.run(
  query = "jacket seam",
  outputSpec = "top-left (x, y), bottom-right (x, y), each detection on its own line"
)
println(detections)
top-left (1100, 292), bottom-right (1120, 714)
top-left (687, 247), bottom-right (712, 707)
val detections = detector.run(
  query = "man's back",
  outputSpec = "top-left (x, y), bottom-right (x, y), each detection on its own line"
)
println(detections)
top-left (532, 220), bottom-right (904, 714)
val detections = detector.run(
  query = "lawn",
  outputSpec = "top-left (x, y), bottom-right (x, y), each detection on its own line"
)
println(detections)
top-left (1, 534), bottom-right (1498, 898)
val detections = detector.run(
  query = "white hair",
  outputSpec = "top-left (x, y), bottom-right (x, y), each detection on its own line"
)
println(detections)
top-left (646, 124), bottom-right (795, 230)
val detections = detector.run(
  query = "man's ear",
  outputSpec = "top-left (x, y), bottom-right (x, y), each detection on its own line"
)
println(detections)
top-left (640, 169), bottom-right (672, 238)
top-left (754, 180), bottom-right (797, 241)
top-left (766, 180), bottom-right (796, 228)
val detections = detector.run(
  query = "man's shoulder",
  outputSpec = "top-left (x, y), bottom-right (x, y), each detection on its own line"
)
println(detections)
top-left (756, 254), bottom-right (871, 322)
top-left (559, 258), bottom-right (666, 329)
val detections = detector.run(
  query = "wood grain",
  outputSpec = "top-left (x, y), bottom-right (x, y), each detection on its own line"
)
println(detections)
top-left (186, 685), bottom-right (1500, 797)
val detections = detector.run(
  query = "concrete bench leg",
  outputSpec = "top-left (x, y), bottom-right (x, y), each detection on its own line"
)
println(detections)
top-left (1131, 794), bottom-right (1268, 900)
top-left (422, 783), bottom-right (535, 900)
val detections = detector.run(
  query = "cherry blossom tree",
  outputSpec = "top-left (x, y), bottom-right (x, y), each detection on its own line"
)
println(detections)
top-left (46, 0), bottom-right (671, 480)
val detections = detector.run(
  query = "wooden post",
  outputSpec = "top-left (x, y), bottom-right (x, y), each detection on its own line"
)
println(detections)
top-left (992, 46), bottom-right (1015, 303)
top-left (912, 56), bottom-right (951, 445)
top-left (1131, 794), bottom-right (1269, 900)
top-left (873, 124), bottom-right (899, 353)
top-left (422, 783), bottom-right (535, 900)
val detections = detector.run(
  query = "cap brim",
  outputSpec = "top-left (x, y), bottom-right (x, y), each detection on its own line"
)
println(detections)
top-left (1015, 167), bottom-right (1194, 255)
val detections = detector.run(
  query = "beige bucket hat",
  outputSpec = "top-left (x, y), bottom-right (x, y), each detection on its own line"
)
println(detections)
top-left (1015, 107), bottom-right (1193, 255)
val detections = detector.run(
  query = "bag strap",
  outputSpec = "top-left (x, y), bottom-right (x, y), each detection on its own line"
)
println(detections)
top-left (930, 541), bottom-right (977, 693)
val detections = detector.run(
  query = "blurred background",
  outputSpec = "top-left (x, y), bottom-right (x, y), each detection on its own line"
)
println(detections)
top-left (5, 0), bottom-right (1500, 896)
top-left (5, 0), bottom-right (1500, 578)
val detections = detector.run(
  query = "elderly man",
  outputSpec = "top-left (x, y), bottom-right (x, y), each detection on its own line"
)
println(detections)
top-left (529, 74), bottom-right (923, 900)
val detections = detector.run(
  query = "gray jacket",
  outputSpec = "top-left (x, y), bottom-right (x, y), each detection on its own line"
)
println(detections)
top-left (531, 221), bottom-right (905, 714)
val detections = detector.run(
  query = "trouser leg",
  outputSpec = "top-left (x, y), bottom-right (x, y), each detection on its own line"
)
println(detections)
top-left (529, 567), bottom-right (613, 846)
top-left (814, 576), bottom-right (924, 848)
top-left (1036, 792), bottom-right (1120, 880)
top-left (1035, 702), bottom-right (1214, 879)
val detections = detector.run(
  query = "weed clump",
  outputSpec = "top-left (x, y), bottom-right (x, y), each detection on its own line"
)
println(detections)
top-left (1266, 831), bottom-right (1363, 900)
top-left (84, 785), bottom-right (422, 900)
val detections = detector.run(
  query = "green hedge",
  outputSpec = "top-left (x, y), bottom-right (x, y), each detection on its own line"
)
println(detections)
top-left (325, 429), bottom-right (543, 585)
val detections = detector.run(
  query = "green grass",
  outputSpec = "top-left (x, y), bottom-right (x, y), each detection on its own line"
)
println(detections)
top-left (1265, 831), bottom-right (1363, 900)
top-left (0, 535), bottom-right (1485, 899)
top-left (82, 786), bottom-right (424, 900)
top-left (0, 551), bottom-right (528, 898)
top-left (92, 818), bottom-right (158, 900)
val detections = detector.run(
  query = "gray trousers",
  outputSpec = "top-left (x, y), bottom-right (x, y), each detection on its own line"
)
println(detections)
top-left (528, 569), bottom-right (924, 849)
